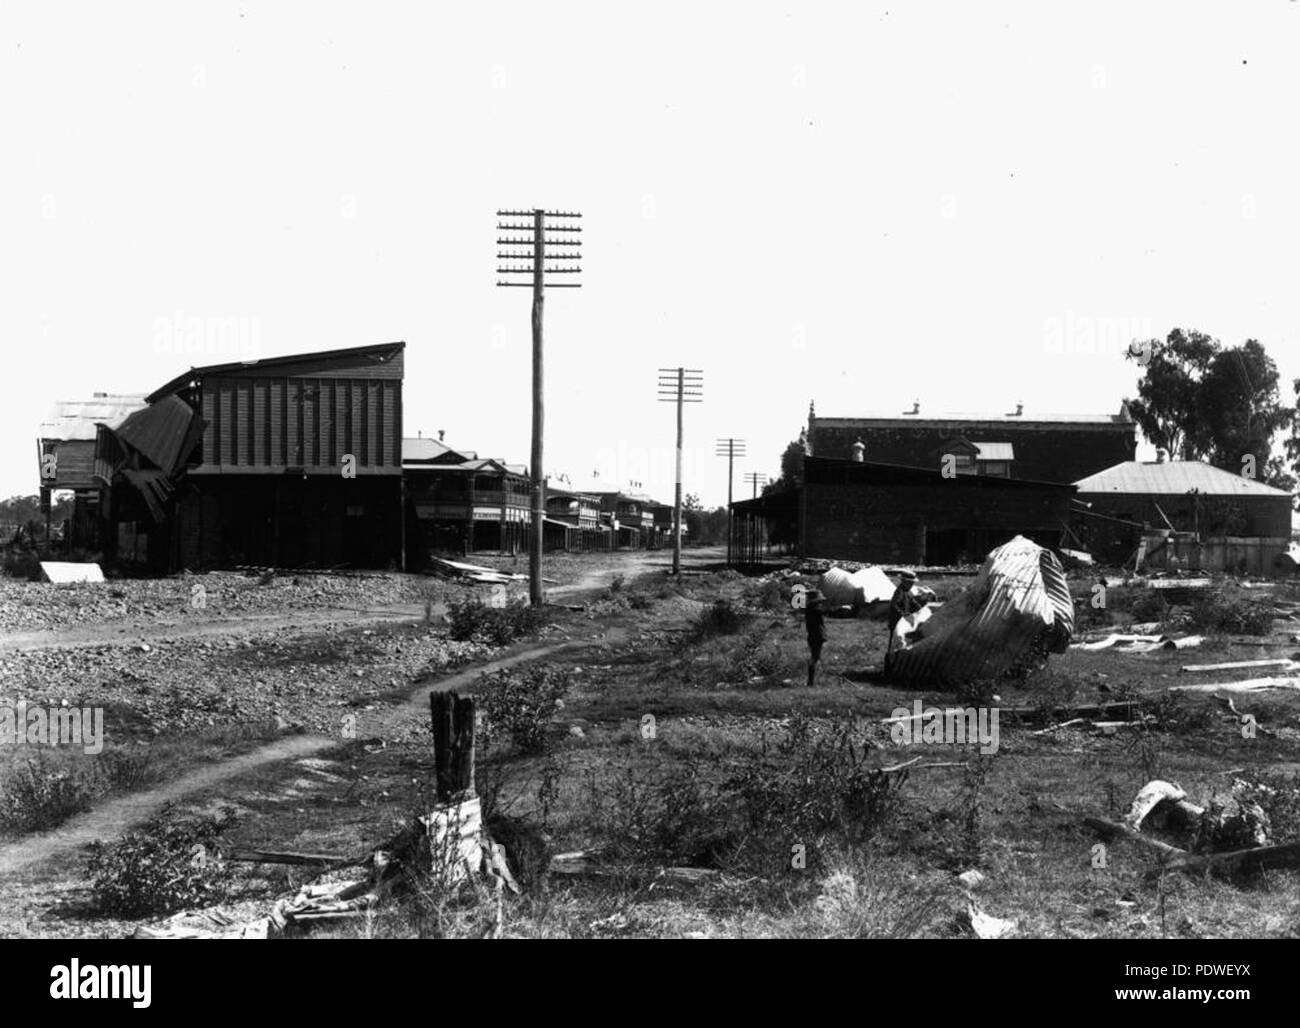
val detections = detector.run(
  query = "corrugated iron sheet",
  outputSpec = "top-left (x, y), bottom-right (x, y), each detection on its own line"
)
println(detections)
top-left (113, 395), bottom-right (201, 474)
top-left (1074, 460), bottom-right (1290, 497)
top-left (38, 395), bottom-right (148, 441)
top-left (121, 468), bottom-right (175, 523)
top-left (888, 536), bottom-right (1074, 688)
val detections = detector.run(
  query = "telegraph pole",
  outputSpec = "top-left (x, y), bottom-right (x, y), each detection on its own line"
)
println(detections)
top-left (744, 472), bottom-right (767, 499)
top-left (497, 208), bottom-right (582, 606)
top-left (715, 437), bottom-right (746, 565)
top-left (658, 367), bottom-right (703, 575)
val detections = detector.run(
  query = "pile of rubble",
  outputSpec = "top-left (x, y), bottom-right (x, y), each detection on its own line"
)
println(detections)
top-left (0, 570), bottom-right (432, 633)
top-left (1086, 778), bottom-right (1300, 878)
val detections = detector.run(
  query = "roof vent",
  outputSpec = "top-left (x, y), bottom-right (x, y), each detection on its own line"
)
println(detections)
top-left (1006, 402), bottom-right (1024, 417)
top-left (903, 400), bottom-right (920, 415)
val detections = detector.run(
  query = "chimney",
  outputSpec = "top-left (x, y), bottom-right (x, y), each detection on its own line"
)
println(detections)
top-left (438, 429), bottom-right (445, 442)
top-left (1006, 402), bottom-right (1023, 417)
top-left (903, 400), bottom-right (920, 415)
top-left (1156, 448), bottom-right (1166, 463)
top-left (850, 439), bottom-right (865, 462)
top-left (417, 429), bottom-right (422, 438)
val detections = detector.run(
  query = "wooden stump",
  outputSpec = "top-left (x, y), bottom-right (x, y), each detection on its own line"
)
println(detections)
top-left (430, 691), bottom-right (476, 802)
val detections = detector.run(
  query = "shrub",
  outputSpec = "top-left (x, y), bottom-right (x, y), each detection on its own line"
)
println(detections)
top-left (1236, 770), bottom-right (1300, 843)
top-left (478, 663), bottom-right (571, 754)
top-left (1187, 595), bottom-right (1274, 636)
top-left (0, 756), bottom-right (94, 834)
top-left (722, 715), bottom-right (907, 865)
top-left (447, 597), bottom-right (547, 646)
top-left (581, 755), bottom-right (726, 866)
top-left (88, 804), bottom-right (238, 917)
top-left (1128, 591), bottom-right (1170, 624)
top-left (689, 598), bottom-right (748, 641)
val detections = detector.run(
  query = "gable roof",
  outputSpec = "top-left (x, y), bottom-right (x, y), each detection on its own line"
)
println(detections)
top-left (39, 395), bottom-right (148, 441)
top-left (1074, 460), bottom-right (1292, 498)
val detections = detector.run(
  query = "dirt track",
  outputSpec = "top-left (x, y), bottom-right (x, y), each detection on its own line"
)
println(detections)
top-left (0, 548), bottom-right (711, 877)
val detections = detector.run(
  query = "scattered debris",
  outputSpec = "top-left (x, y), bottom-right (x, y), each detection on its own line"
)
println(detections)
top-left (966, 900), bottom-right (1016, 939)
top-left (1086, 778), bottom-right (1283, 879)
top-left (38, 562), bottom-right (104, 584)
top-left (1072, 633), bottom-right (1202, 652)
top-left (818, 565), bottom-right (897, 610)
top-left (1169, 677), bottom-right (1300, 695)
top-left (957, 869), bottom-right (986, 890)
top-left (1181, 658), bottom-right (1300, 673)
top-left (887, 536), bottom-right (1074, 687)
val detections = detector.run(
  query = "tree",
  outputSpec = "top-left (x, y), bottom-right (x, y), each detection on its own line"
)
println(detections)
top-left (1127, 329), bottom-right (1295, 490)
top-left (762, 437), bottom-right (806, 496)
top-left (682, 492), bottom-right (728, 545)
top-left (1125, 328), bottom-right (1217, 460)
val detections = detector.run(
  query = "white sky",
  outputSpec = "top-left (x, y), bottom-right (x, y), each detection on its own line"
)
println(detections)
top-left (3, 1), bottom-right (1298, 509)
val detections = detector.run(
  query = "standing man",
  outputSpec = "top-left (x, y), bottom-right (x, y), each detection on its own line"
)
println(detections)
top-left (886, 570), bottom-right (925, 666)
top-left (803, 588), bottom-right (827, 687)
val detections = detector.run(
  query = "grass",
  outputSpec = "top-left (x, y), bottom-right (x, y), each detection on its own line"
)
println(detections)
top-left (8, 566), bottom-right (1300, 938)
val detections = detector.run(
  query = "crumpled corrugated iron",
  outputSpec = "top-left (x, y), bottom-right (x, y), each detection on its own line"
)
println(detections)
top-left (887, 535), bottom-right (1074, 688)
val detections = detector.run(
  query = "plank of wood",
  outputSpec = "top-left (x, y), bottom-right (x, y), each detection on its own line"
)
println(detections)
top-left (1083, 816), bottom-right (1187, 858)
top-left (1147, 841), bottom-right (1300, 878)
top-left (1181, 658), bottom-right (1298, 673)
top-left (220, 847), bottom-right (350, 867)
top-left (1170, 676), bottom-right (1300, 694)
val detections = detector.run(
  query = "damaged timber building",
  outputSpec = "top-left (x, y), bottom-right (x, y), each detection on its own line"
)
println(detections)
top-left (731, 401), bottom-right (1138, 565)
top-left (93, 343), bottom-right (406, 572)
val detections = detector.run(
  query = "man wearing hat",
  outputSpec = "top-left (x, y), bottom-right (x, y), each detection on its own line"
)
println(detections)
top-left (803, 588), bottom-right (827, 687)
top-left (887, 570), bottom-right (926, 663)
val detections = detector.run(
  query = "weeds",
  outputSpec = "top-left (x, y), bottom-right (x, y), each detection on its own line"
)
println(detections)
top-left (0, 756), bottom-right (95, 834)
top-left (1186, 595), bottom-right (1274, 636)
top-left (88, 804), bottom-right (238, 917)
top-left (724, 714), bottom-right (907, 867)
top-left (478, 663), bottom-right (572, 754)
top-left (447, 597), bottom-right (547, 646)
top-left (688, 598), bottom-right (748, 641)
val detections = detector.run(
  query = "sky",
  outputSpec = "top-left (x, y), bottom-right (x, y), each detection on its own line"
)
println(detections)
top-left (2, 1), bottom-right (1298, 509)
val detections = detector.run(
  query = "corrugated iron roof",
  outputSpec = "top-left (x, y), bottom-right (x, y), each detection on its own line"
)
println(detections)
top-left (113, 395), bottom-right (202, 474)
top-left (889, 536), bottom-right (1074, 687)
top-left (1074, 460), bottom-right (1291, 498)
top-left (38, 395), bottom-right (148, 441)
top-left (146, 341), bottom-right (405, 403)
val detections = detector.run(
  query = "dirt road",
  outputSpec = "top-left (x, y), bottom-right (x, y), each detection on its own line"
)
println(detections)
top-left (0, 548), bottom-right (716, 875)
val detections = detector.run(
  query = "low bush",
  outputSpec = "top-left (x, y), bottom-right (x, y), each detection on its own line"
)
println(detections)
top-left (1236, 770), bottom-right (1300, 843)
top-left (688, 598), bottom-right (748, 641)
top-left (582, 756), bottom-right (725, 866)
top-left (0, 756), bottom-right (95, 834)
top-left (722, 715), bottom-right (907, 866)
top-left (1186, 595), bottom-right (1274, 636)
top-left (478, 663), bottom-right (572, 754)
top-left (447, 597), bottom-right (547, 646)
top-left (88, 804), bottom-right (238, 917)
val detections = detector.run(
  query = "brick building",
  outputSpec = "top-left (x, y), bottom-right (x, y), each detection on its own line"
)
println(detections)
top-left (806, 401), bottom-right (1137, 484)
top-left (796, 456), bottom-right (1075, 565)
